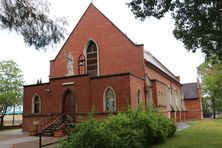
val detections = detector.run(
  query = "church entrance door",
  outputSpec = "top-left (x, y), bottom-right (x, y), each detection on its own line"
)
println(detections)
top-left (62, 89), bottom-right (76, 122)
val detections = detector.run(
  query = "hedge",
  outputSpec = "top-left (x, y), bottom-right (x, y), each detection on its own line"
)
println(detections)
top-left (58, 106), bottom-right (176, 148)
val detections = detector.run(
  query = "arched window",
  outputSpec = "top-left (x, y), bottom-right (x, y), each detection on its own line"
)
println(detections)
top-left (103, 87), bottom-right (116, 112)
top-left (86, 41), bottom-right (98, 76)
top-left (78, 54), bottom-right (86, 75)
top-left (137, 89), bottom-right (142, 105)
top-left (32, 95), bottom-right (41, 114)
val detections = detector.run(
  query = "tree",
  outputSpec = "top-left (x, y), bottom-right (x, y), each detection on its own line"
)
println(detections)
top-left (127, 0), bottom-right (222, 60)
top-left (198, 60), bottom-right (222, 118)
top-left (0, 60), bottom-right (24, 127)
top-left (201, 96), bottom-right (211, 117)
top-left (0, 0), bottom-right (67, 49)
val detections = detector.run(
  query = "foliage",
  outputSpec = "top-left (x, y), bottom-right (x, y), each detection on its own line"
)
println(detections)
top-left (58, 106), bottom-right (176, 148)
top-left (0, 0), bottom-right (67, 49)
top-left (202, 96), bottom-right (212, 118)
top-left (0, 60), bottom-right (24, 127)
top-left (152, 119), bottom-right (222, 148)
top-left (59, 114), bottom-right (113, 148)
top-left (198, 60), bottom-right (222, 118)
top-left (127, 0), bottom-right (222, 60)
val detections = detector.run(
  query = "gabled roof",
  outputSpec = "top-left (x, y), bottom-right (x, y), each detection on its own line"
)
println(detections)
top-left (51, 3), bottom-right (142, 61)
top-left (182, 83), bottom-right (198, 99)
top-left (51, 3), bottom-right (181, 84)
top-left (144, 51), bottom-right (179, 82)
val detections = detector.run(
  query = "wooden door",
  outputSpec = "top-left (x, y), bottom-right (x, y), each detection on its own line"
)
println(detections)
top-left (62, 89), bottom-right (76, 122)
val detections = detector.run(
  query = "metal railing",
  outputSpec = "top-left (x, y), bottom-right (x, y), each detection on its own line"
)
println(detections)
top-left (36, 113), bottom-right (54, 135)
top-left (38, 113), bottom-right (67, 148)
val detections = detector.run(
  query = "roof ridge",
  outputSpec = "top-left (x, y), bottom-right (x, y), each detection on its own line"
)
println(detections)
top-left (144, 51), bottom-right (178, 82)
top-left (51, 4), bottom-right (93, 61)
top-left (51, 3), bottom-right (141, 61)
top-left (90, 4), bottom-right (139, 46)
top-left (182, 82), bottom-right (197, 85)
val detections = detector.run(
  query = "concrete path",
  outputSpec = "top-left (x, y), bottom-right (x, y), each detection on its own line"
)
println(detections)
top-left (0, 137), bottom-right (38, 148)
top-left (176, 122), bottom-right (191, 132)
top-left (0, 129), bottom-right (57, 148)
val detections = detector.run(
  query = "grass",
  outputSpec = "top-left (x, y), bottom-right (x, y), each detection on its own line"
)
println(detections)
top-left (152, 119), bottom-right (222, 148)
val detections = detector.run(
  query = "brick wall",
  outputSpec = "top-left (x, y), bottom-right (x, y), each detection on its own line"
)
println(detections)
top-left (23, 83), bottom-right (50, 115)
top-left (23, 73), bottom-right (133, 132)
top-left (145, 63), bottom-right (181, 91)
top-left (185, 98), bottom-right (202, 120)
top-left (90, 74), bottom-right (131, 112)
top-left (50, 4), bottom-right (145, 79)
top-left (129, 75), bottom-right (145, 110)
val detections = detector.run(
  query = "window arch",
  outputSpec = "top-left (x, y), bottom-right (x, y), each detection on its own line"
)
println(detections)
top-left (86, 41), bottom-right (98, 76)
top-left (137, 88), bottom-right (142, 105)
top-left (78, 54), bottom-right (86, 75)
top-left (103, 87), bottom-right (116, 112)
top-left (32, 94), bottom-right (41, 114)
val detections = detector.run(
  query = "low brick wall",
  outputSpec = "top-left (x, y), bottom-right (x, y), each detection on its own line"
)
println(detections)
top-left (0, 124), bottom-right (22, 130)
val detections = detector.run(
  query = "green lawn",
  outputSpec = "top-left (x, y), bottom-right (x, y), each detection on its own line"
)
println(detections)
top-left (152, 119), bottom-right (222, 148)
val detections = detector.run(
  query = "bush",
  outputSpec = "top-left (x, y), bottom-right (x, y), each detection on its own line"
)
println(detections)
top-left (58, 106), bottom-right (176, 148)
top-left (103, 113), bottom-right (145, 148)
top-left (59, 115), bottom-right (112, 148)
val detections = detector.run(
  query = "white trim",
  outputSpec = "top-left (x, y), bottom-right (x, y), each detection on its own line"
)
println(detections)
top-left (103, 86), bottom-right (116, 112)
top-left (32, 93), bottom-right (41, 114)
top-left (83, 38), bottom-right (100, 76)
top-left (62, 82), bottom-right (75, 86)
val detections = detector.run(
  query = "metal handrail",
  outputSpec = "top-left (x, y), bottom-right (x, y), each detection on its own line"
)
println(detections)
top-left (38, 113), bottom-right (66, 134)
top-left (36, 112), bottom-right (55, 134)
top-left (38, 113), bottom-right (72, 148)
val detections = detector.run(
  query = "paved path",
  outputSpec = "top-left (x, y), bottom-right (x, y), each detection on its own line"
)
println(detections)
top-left (0, 129), bottom-right (57, 148)
top-left (0, 137), bottom-right (39, 148)
top-left (176, 122), bottom-right (191, 132)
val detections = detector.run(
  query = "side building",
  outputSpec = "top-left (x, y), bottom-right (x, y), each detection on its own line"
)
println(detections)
top-left (182, 82), bottom-right (203, 120)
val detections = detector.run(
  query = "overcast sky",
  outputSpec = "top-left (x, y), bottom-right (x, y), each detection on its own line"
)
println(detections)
top-left (0, 0), bottom-right (204, 85)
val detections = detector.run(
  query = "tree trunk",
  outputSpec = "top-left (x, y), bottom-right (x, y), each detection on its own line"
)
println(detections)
top-left (0, 106), bottom-right (7, 128)
top-left (213, 108), bottom-right (216, 119)
top-left (212, 98), bottom-right (216, 119)
top-left (0, 116), bottom-right (4, 128)
top-left (12, 105), bottom-right (15, 125)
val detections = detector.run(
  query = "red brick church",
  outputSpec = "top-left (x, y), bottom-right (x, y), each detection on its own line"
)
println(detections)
top-left (23, 4), bottom-right (203, 134)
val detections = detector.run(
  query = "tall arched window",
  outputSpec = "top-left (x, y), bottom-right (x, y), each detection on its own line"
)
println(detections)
top-left (86, 41), bottom-right (98, 76)
top-left (137, 89), bottom-right (142, 105)
top-left (103, 87), bottom-right (116, 112)
top-left (32, 95), bottom-right (41, 114)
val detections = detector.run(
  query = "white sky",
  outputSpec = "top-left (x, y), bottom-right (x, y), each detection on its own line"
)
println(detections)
top-left (0, 0), bottom-right (204, 85)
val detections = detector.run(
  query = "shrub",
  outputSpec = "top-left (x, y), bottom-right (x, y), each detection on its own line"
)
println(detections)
top-left (103, 113), bottom-right (145, 148)
top-left (58, 106), bottom-right (176, 148)
top-left (59, 115), bottom-right (112, 148)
